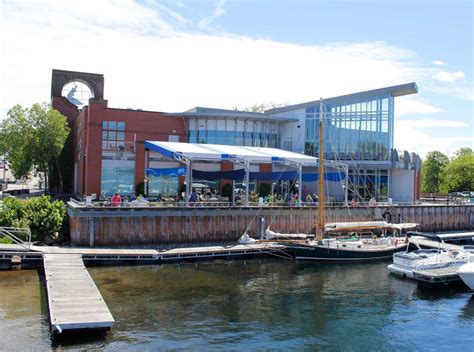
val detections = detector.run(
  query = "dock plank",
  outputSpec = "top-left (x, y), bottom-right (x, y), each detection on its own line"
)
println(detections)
top-left (43, 253), bottom-right (114, 334)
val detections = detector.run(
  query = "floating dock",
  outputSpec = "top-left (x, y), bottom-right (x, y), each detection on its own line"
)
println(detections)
top-left (43, 253), bottom-right (115, 335)
top-left (411, 265), bottom-right (464, 285)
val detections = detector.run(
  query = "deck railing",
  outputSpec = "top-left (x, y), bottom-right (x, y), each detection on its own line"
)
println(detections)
top-left (0, 227), bottom-right (32, 250)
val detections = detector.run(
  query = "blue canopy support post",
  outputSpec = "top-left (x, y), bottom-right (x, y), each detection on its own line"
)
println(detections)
top-left (144, 149), bottom-right (149, 197)
top-left (245, 160), bottom-right (250, 207)
top-left (344, 164), bottom-right (349, 206)
top-left (298, 164), bottom-right (303, 204)
top-left (185, 160), bottom-right (192, 207)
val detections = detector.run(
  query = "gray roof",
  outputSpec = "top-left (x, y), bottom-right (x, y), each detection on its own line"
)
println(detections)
top-left (265, 82), bottom-right (418, 114)
top-left (165, 107), bottom-right (298, 122)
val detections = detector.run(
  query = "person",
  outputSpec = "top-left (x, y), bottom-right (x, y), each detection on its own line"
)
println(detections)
top-left (351, 198), bottom-right (359, 207)
top-left (189, 189), bottom-right (198, 204)
top-left (293, 194), bottom-right (300, 207)
top-left (312, 194), bottom-right (319, 204)
top-left (305, 193), bottom-right (313, 204)
top-left (111, 192), bottom-right (121, 206)
top-left (369, 197), bottom-right (377, 207)
top-left (130, 191), bottom-right (137, 201)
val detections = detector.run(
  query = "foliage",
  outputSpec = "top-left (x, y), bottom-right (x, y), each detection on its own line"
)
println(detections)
top-left (258, 182), bottom-right (271, 197)
top-left (239, 102), bottom-right (289, 113)
top-left (0, 105), bottom-right (34, 180)
top-left (0, 195), bottom-right (67, 242)
top-left (49, 132), bottom-right (74, 193)
top-left (1, 103), bottom-right (70, 191)
top-left (136, 182), bottom-right (145, 196)
top-left (221, 183), bottom-right (233, 199)
top-left (421, 151), bottom-right (449, 193)
top-left (441, 149), bottom-right (474, 193)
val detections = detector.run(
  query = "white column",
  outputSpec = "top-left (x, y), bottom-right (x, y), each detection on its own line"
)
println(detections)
top-left (185, 159), bottom-right (192, 207)
top-left (245, 160), bottom-right (250, 207)
top-left (344, 165), bottom-right (349, 206)
top-left (298, 165), bottom-right (303, 205)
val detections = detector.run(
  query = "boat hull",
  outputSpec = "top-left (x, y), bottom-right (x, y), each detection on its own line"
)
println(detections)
top-left (458, 262), bottom-right (474, 290)
top-left (292, 243), bottom-right (406, 262)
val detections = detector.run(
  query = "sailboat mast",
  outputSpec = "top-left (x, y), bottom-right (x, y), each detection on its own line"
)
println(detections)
top-left (316, 98), bottom-right (325, 241)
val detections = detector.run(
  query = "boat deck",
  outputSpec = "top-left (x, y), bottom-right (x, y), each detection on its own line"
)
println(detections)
top-left (412, 265), bottom-right (464, 285)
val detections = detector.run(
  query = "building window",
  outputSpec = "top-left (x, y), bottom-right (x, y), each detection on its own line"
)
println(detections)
top-left (101, 167), bottom-right (135, 196)
top-left (102, 121), bottom-right (126, 150)
top-left (149, 175), bottom-right (179, 197)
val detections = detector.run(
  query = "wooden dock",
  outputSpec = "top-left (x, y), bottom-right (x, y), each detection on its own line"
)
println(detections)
top-left (43, 254), bottom-right (115, 334)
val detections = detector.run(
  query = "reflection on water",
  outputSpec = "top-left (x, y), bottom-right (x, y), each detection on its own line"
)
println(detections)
top-left (0, 260), bottom-right (473, 351)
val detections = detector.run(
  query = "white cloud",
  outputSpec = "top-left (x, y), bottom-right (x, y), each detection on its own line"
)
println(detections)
top-left (433, 70), bottom-right (466, 82)
top-left (0, 0), bottom-right (471, 126)
top-left (396, 118), bottom-right (467, 129)
top-left (396, 97), bottom-right (442, 115)
top-left (432, 60), bottom-right (446, 66)
top-left (198, 0), bottom-right (226, 30)
top-left (394, 120), bottom-right (473, 158)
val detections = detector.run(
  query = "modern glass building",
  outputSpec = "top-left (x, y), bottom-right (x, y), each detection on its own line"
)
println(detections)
top-left (266, 83), bottom-right (420, 202)
top-left (52, 68), bottom-right (420, 203)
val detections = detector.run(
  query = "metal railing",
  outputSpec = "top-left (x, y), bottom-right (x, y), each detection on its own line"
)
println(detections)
top-left (0, 227), bottom-right (32, 250)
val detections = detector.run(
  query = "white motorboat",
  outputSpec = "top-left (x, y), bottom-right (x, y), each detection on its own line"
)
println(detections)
top-left (457, 246), bottom-right (474, 290)
top-left (388, 234), bottom-right (471, 281)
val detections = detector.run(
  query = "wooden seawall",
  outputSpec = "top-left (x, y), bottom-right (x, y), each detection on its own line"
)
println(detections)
top-left (67, 203), bottom-right (474, 247)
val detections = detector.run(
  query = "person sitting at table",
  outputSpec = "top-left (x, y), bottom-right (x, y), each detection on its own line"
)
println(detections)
top-left (111, 192), bottom-right (121, 206)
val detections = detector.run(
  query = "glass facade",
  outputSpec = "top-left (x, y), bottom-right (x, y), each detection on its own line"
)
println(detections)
top-left (101, 167), bottom-right (135, 196)
top-left (149, 176), bottom-right (179, 197)
top-left (188, 130), bottom-right (278, 148)
top-left (304, 94), bottom-right (392, 161)
top-left (348, 169), bottom-right (388, 201)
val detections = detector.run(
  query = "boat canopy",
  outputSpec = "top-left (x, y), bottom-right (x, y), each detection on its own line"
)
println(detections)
top-left (324, 221), bottom-right (418, 233)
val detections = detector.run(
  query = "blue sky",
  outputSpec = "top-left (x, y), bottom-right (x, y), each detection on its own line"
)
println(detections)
top-left (1, 0), bottom-right (472, 157)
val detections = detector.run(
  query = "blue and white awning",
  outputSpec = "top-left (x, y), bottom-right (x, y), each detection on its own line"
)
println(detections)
top-left (144, 141), bottom-right (320, 166)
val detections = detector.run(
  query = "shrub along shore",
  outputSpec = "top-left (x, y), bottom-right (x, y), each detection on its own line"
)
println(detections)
top-left (0, 195), bottom-right (67, 243)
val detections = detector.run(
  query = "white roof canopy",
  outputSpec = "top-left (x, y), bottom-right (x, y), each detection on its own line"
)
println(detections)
top-left (144, 141), bottom-right (319, 166)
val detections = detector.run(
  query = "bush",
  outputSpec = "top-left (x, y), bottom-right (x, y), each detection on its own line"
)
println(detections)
top-left (221, 184), bottom-right (233, 199)
top-left (0, 195), bottom-right (67, 242)
top-left (258, 183), bottom-right (271, 197)
top-left (135, 182), bottom-right (145, 196)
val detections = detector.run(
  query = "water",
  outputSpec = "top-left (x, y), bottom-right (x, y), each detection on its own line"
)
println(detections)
top-left (1, 259), bottom-right (474, 351)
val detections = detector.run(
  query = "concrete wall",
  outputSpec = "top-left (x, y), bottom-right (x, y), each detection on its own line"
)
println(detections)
top-left (68, 204), bottom-right (474, 247)
top-left (390, 169), bottom-right (415, 203)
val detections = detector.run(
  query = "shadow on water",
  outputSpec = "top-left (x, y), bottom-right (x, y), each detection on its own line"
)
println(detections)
top-left (459, 294), bottom-right (474, 321)
top-left (52, 330), bottom-right (109, 348)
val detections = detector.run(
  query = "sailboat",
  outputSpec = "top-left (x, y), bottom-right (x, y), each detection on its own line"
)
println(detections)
top-left (283, 99), bottom-right (417, 261)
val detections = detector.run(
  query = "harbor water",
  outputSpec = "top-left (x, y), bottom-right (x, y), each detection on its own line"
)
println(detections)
top-left (1, 259), bottom-right (474, 351)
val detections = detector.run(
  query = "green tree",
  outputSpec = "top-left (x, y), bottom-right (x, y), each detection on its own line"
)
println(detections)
top-left (1, 103), bottom-right (70, 192)
top-left (421, 151), bottom-right (449, 193)
top-left (0, 105), bottom-right (35, 180)
top-left (240, 102), bottom-right (289, 113)
top-left (441, 148), bottom-right (474, 192)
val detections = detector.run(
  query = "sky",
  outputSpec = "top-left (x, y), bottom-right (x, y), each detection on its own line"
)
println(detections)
top-left (1, 0), bottom-right (473, 158)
